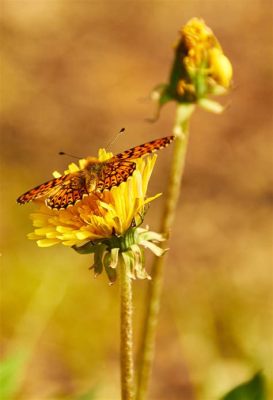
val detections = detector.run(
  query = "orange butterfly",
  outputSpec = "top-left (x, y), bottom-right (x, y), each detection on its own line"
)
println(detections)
top-left (17, 136), bottom-right (174, 210)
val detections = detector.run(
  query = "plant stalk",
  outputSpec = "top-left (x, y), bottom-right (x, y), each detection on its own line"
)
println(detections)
top-left (136, 103), bottom-right (195, 400)
top-left (120, 255), bottom-right (135, 400)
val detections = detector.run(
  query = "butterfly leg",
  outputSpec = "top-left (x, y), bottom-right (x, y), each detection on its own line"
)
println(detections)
top-left (93, 192), bottom-right (104, 201)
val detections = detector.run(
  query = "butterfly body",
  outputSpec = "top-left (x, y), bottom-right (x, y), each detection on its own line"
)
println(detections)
top-left (17, 135), bottom-right (174, 210)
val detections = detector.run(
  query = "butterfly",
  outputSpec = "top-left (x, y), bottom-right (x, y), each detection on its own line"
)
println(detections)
top-left (17, 136), bottom-right (174, 210)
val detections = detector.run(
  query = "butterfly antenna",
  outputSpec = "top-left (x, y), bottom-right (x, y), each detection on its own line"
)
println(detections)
top-left (105, 127), bottom-right (125, 150)
top-left (58, 151), bottom-right (82, 160)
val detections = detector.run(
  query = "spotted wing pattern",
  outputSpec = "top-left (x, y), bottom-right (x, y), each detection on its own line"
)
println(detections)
top-left (46, 173), bottom-right (88, 209)
top-left (110, 135), bottom-right (174, 161)
top-left (17, 175), bottom-right (68, 204)
top-left (17, 135), bottom-right (174, 209)
top-left (96, 160), bottom-right (136, 191)
top-left (17, 172), bottom-right (88, 210)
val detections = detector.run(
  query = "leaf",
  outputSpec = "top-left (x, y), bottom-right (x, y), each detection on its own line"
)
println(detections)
top-left (0, 354), bottom-right (25, 399)
top-left (221, 371), bottom-right (266, 400)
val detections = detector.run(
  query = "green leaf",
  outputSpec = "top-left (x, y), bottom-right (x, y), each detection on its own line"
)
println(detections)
top-left (0, 354), bottom-right (25, 399)
top-left (221, 372), bottom-right (266, 400)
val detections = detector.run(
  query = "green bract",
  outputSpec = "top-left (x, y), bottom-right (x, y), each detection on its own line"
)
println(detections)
top-left (73, 227), bottom-right (167, 282)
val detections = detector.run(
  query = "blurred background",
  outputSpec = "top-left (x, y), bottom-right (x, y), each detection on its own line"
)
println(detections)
top-left (1, 1), bottom-right (272, 399)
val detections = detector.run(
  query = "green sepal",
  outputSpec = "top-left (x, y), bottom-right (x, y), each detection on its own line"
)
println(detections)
top-left (109, 248), bottom-right (119, 268)
top-left (122, 252), bottom-right (136, 280)
top-left (73, 241), bottom-right (98, 254)
top-left (131, 245), bottom-right (150, 279)
top-left (103, 252), bottom-right (117, 283)
top-left (192, 63), bottom-right (209, 98)
top-left (166, 41), bottom-right (197, 104)
top-left (149, 42), bottom-right (197, 121)
top-left (198, 98), bottom-right (225, 114)
top-left (92, 244), bottom-right (107, 276)
top-left (151, 39), bottom-right (231, 118)
top-left (72, 227), bottom-right (166, 282)
top-left (210, 83), bottom-right (229, 96)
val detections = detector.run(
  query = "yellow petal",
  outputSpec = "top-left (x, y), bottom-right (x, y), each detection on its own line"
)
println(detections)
top-left (37, 239), bottom-right (60, 247)
top-left (28, 148), bottom-right (158, 247)
top-left (209, 48), bottom-right (233, 88)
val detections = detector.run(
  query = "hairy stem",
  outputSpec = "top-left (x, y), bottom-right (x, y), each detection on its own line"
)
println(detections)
top-left (136, 103), bottom-right (195, 400)
top-left (120, 255), bottom-right (135, 400)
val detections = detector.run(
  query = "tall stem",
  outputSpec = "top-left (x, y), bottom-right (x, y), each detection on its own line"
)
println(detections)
top-left (120, 255), bottom-right (135, 400)
top-left (136, 104), bottom-right (195, 400)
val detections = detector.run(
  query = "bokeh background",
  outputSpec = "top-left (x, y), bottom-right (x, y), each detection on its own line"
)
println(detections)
top-left (1, 1), bottom-right (272, 399)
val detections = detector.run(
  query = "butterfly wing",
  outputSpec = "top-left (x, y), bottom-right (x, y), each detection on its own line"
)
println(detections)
top-left (110, 135), bottom-right (174, 161)
top-left (95, 136), bottom-right (174, 192)
top-left (17, 175), bottom-right (68, 205)
top-left (17, 172), bottom-right (88, 210)
top-left (96, 160), bottom-right (136, 191)
top-left (46, 172), bottom-right (88, 209)
top-left (17, 136), bottom-right (174, 207)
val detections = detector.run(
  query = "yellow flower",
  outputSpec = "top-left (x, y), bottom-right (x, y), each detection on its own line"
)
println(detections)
top-left (181, 17), bottom-right (218, 54)
top-left (180, 18), bottom-right (233, 92)
top-left (152, 17), bottom-right (233, 115)
top-left (28, 149), bottom-right (160, 248)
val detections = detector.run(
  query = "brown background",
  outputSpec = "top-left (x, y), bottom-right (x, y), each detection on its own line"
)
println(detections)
top-left (1, 1), bottom-right (272, 399)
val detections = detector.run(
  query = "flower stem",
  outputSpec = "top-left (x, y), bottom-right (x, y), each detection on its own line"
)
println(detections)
top-left (136, 103), bottom-right (195, 400)
top-left (120, 255), bottom-right (135, 400)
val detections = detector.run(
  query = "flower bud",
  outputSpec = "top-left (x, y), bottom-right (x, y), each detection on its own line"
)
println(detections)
top-left (153, 18), bottom-right (233, 113)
